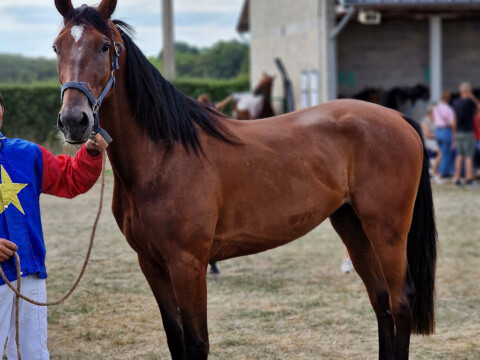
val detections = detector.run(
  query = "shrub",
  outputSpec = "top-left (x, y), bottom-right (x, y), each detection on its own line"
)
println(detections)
top-left (172, 76), bottom-right (250, 101)
top-left (0, 84), bottom-right (62, 149)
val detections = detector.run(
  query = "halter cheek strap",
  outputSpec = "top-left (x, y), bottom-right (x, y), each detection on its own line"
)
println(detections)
top-left (60, 42), bottom-right (124, 144)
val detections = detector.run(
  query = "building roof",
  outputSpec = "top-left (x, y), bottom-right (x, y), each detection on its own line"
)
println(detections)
top-left (341, 0), bottom-right (480, 11)
top-left (237, 0), bottom-right (480, 33)
top-left (341, 0), bottom-right (480, 18)
top-left (237, 0), bottom-right (249, 33)
top-left (343, 0), bottom-right (480, 4)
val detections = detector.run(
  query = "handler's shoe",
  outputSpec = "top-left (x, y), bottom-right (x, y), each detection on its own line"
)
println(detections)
top-left (433, 175), bottom-right (445, 185)
top-left (341, 258), bottom-right (353, 274)
top-left (466, 179), bottom-right (478, 187)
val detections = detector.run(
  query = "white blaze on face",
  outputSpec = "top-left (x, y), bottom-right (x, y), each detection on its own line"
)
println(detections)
top-left (71, 25), bottom-right (84, 43)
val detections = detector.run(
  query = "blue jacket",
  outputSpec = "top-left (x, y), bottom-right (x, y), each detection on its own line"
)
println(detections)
top-left (0, 133), bottom-right (102, 285)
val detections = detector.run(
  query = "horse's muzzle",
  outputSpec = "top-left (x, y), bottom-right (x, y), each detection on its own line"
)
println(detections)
top-left (57, 108), bottom-right (93, 144)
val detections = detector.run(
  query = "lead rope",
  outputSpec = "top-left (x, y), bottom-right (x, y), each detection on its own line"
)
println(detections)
top-left (0, 151), bottom-right (107, 360)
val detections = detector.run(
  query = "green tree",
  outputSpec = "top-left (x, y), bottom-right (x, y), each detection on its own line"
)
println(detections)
top-left (0, 54), bottom-right (58, 84)
top-left (199, 40), bottom-right (249, 79)
top-left (157, 39), bottom-right (249, 79)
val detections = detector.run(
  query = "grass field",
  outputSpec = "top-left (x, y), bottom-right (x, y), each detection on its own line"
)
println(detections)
top-left (15, 178), bottom-right (480, 359)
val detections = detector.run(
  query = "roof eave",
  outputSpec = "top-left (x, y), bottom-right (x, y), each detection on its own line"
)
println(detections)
top-left (237, 0), bottom-right (250, 33)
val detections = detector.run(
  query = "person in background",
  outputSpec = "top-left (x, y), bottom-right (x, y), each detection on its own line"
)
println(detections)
top-left (421, 102), bottom-right (440, 177)
top-left (432, 91), bottom-right (456, 183)
top-left (198, 94), bottom-right (233, 113)
top-left (452, 82), bottom-right (480, 186)
top-left (0, 90), bottom-right (108, 359)
top-left (341, 249), bottom-right (353, 274)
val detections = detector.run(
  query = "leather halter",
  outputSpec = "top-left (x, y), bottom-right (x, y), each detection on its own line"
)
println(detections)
top-left (60, 42), bottom-right (124, 144)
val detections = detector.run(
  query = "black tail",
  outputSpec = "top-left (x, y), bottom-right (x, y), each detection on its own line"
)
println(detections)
top-left (403, 116), bottom-right (437, 335)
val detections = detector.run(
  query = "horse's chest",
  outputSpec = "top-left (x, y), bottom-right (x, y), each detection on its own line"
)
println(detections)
top-left (112, 192), bottom-right (150, 255)
top-left (118, 204), bottom-right (176, 258)
top-left (115, 207), bottom-right (144, 254)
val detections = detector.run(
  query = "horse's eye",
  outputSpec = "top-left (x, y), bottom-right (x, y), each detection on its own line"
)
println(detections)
top-left (102, 43), bottom-right (111, 53)
top-left (52, 45), bottom-right (58, 54)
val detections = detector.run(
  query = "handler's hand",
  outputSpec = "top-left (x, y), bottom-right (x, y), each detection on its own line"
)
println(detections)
top-left (0, 239), bottom-right (18, 263)
top-left (86, 134), bottom-right (109, 156)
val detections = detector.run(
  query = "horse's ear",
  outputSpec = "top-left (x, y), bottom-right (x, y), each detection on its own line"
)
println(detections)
top-left (55, 0), bottom-right (73, 19)
top-left (98, 0), bottom-right (117, 18)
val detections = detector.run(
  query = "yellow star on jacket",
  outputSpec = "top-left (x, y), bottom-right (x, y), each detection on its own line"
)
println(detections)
top-left (0, 165), bottom-right (28, 215)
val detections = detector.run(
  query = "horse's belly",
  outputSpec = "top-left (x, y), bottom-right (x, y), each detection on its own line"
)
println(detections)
top-left (211, 164), bottom-right (346, 261)
top-left (211, 206), bottom-right (332, 261)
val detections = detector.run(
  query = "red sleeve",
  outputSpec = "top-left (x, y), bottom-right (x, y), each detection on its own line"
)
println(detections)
top-left (40, 145), bottom-right (103, 198)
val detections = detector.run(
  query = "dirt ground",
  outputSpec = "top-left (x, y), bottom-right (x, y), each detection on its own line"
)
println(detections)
top-left (8, 178), bottom-right (480, 359)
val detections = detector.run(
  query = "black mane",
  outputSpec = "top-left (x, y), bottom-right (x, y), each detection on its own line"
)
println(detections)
top-left (65, 6), bottom-right (236, 152)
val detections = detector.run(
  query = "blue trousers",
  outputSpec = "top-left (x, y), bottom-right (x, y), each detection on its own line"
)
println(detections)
top-left (436, 127), bottom-right (454, 176)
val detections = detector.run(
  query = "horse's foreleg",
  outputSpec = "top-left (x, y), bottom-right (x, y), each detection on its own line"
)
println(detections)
top-left (167, 251), bottom-right (210, 360)
top-left (138, 255), bottom-right (186, 360)
top-left (330, 204), bottom-right (394, 360)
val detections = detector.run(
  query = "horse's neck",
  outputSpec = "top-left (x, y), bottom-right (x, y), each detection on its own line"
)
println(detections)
top-left (99, 84), bottom-right (165, 189)
top-left (259, 84), bottom-right (273, 117)
top-left (261, 89), bottom-right (271, 100)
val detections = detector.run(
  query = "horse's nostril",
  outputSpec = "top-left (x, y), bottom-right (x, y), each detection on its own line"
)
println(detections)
top-left (80, 112), bottom-right (89, 129)
top-left (57, 114), bottom-right (65, 131)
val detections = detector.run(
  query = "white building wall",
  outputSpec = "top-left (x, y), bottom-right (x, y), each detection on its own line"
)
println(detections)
top-left (250, 0), bottom-right (320, 112)
top-left (248, 2), bottom-right (480, 111)
top-left (337, 17), bottom-right (480, 97)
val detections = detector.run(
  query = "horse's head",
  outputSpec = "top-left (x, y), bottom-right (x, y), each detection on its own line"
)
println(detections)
top-left (253, 72), bottom-right (276, 96)
top-left (54, 0), bottom-right (122, 144)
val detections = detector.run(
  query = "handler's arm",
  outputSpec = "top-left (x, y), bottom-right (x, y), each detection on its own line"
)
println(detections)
top-left (40, 140), bottom-right (105, 198)
top-left (215, 95), bottom-right (233, 112)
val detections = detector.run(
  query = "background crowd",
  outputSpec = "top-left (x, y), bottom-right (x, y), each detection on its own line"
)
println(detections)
top-left (422, 81), bottom-right (480, 186)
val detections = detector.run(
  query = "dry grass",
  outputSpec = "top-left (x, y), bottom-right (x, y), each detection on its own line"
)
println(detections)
top-left (25, 179), bottom-right (480, 359)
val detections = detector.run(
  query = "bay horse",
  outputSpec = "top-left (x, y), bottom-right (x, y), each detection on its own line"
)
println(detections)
top-left (52, 1), bottom-right (436, 359)
top-left (233, 72), bottom-right (275, 120)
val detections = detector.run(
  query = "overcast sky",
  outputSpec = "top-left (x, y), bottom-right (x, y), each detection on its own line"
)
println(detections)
top-left (0, 0), bottom-right (246, 58)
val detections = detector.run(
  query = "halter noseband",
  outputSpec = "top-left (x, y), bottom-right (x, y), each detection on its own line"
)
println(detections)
top-left (60, 42), bottom-right (124, 144)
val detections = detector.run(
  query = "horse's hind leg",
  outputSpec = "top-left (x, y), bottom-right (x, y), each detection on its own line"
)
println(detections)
top-left (363, 229), bottom-right (414, 360)
top-left (138, 255), bottom-right (187, 359)
top-left (354, 203), bottom-right (416, 360)
top-left (330, 204), bottom-right (394, 360)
